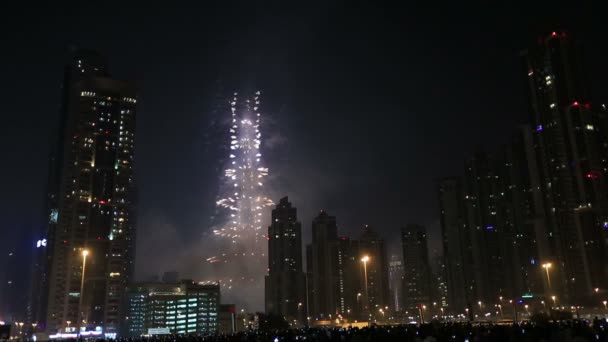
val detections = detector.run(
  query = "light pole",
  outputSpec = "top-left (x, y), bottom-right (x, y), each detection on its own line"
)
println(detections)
top-left (298, 302), bottom-right (303, 324)
top-left (551, 295), bottom-right (557, 308)
top-left (78, 249), bottom-right (89, 333)
top-left (603, 300), bottom-right (607, 313)
top-left (361, 256), bottom-right (369, 312)
top-left (542, 263), bottom-right (552, 289)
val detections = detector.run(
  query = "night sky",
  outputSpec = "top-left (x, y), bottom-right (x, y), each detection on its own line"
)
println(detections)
top-left (1, 1), bottom-right (607, 309)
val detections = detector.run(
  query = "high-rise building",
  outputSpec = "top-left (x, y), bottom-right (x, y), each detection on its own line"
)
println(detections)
top-left (463, 152), bottom-right (513, 304)
top-left (523, 30), bottom-right (608, 304)
top-left (388, 255), bottom-right (404, 312)
top-left (39, 50), bottom-right (137, 334)
top-left (430, 252), bottom-right (448, 310)
top-left (400, 224), bottom-right (432, 310)
top-left (358, 225), bottom-right (390, 316)
top-left (213, 91), bottom-right (274, 310)
top-left (438, 177), bottom-right (473, 315)
top-left (308, 211), bottom-right (339, 319)
top-left (265, 197), bottom-right (306, 322)
top-left (336, 237), bottom-right (361, 318)
top-left (125, 280), bottom-right (220, 337)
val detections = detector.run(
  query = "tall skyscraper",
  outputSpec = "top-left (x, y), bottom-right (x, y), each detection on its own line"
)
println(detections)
top-left (523, 30), bottom-right (608, 304)
top-left (400, 224), bottom-right (431, 310)
top-left (336, 237), bottom-right (360, 318)
top-left (40, 50), bottom-right (137, 335)
top-left (358, 225), bottom-right (390, 316)
top-left (212, 90), bottom-right (273, 310)
top-left (463, 152), bottom-right (512, 304)
top-left (265, 197), bottom-right (306, 322)
top-left (308, 211), bottom-right (339, 318)
top-left (438, 177), bottom-right (472, 315)
top-left (430, 252), bottom-right (448, 309)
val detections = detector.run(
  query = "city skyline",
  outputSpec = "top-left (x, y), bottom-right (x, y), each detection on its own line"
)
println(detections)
top-left (2, 1), bottom-right (608, 334)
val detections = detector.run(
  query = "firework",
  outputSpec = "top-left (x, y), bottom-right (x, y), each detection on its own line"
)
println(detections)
top-left (207, 91), bottom-right (274, 306)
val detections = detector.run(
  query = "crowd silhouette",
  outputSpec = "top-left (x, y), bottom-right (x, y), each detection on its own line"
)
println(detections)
top-left (79, 318), bottom-right (608, 342)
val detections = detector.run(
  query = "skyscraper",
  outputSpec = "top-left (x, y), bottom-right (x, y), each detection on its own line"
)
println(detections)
top-left (308, 211), bottom-right (339, 318)
top-left (358, 225), bottom-right (390, 316)
top-left (400, 224), bottom-right (431, 310)
top-left (212, 90), bottom-right (274, 310)
top-left (438, 177), bottom-right (472, 315)
top-left (336, 236), bottom-right (360, 318)
top-left (41, 50), bottom-right (137, 335)
top-left (265, 197), bottom-right (306, 322)
top-left (523, 31), bottom-right (608, 304)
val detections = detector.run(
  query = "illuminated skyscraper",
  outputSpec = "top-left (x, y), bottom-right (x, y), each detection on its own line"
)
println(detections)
top-left (40, 50), bottom-right (137, 335)
top-left (523, 31), bottom-right (608, 304)
top-left (210, 91), bottom-right (274, 310)
top-left (265, 197), bottom-right (306, 322)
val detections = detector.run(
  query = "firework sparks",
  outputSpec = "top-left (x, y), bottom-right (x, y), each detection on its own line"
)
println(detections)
top-left (206, 91), bottom-right (273, 304)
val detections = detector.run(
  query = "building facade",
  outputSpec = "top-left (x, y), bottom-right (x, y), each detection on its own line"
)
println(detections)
top-left (125, 280), bottom-right (220, 337)
top-left (308, 211), bottom-right (339, 319)
top-left (438, 177), bottom-right (473, 315)
top-left (357, 225), bottom-right (390, 317)
top-left (400, 224), bottom-right (432, 310)
top-left (40, 50), bottom-right (137, 334)
top-left (523, 30), bottom-right (608, 304)
top-left (336, 237), bottom-right (361, 318)
top-left (265, 197), bottom-right (306, 322)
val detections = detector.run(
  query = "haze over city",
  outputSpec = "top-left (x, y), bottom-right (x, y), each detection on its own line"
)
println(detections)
top-left (1, 1), bottom-right (608, 341)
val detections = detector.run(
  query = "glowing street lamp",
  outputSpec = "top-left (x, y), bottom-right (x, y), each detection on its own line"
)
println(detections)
top-left (603, 300), bottom-right (607, 312)
top-left (542, 263), bottom-right (552, 289)
top-left (361, 256), bottom-right (370, 309)
top-left (551, 295), bottom-right (557, 307)
top-left (78, 249), bottom-right (89, 331)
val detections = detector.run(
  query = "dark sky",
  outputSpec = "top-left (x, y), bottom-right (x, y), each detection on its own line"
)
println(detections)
top-left (1, 1), bottom-right (607, 299)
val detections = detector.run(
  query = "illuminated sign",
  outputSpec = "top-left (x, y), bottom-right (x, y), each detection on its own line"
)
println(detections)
top-left (36, 239), bottom-right (47, 248)
top-left (148, 328), bottom-right (170, 335)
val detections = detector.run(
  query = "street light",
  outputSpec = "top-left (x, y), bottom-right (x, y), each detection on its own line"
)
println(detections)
top-left (603, 300), bottom-right (607, 312)
top-left (542, 263), bottom-right (552, 289)
top-left (361, 256), bottom-right (370, 310)
top-left (551, 295), bottom-right (557, 308)
top-left (78, 249), bottom-right (89, 332)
